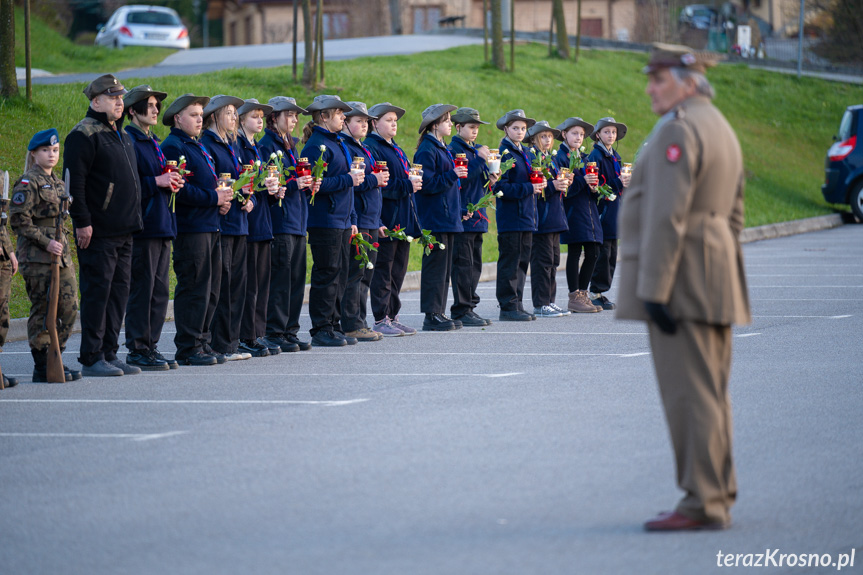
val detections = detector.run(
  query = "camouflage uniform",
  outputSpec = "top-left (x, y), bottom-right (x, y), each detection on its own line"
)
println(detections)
top-left (0, 216), bottom-right (12, 349)
top-left (9, 168), bottom-right (78, 352)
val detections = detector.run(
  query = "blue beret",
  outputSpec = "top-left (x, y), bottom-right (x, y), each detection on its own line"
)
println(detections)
top-left (28, 128), bottom-right (60, 151)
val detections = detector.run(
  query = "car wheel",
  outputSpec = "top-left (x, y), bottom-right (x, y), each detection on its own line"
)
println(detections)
top-left (850, 179), bottom-right (863, 223)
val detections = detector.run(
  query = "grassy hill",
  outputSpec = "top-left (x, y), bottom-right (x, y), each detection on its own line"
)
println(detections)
top-left (1, 42), bottom-right (862, 318)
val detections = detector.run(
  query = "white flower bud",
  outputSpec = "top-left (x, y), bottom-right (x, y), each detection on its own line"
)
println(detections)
top-left (609, 194), bottom-right (617, 201)
top-left (439, 243), bottom-right (446, 250)
top-left (579, 146), bottom-right (585, 153)
top-left (255, 160), bottom-right (261, 167)
top-left (270, 153), bottom-right (277, 159)
top-left (552, 150), bottom-right (558, 156)
top-left (501, 149), bottom-right (509, 156)
top-left (496, 191), bottom-right (504, 197)
top-left (366, 262), bottom-right (374, 269)
top-left (277, 150), bottom-right (283, 156)
top-left (530, 147), bottom-right (536, 153)
top-left (179, 155), bottom-right (186, 162)
top-left (319, 145), bottom-right (326, 152)
top-left (406, 235), bottom-right (414, 242)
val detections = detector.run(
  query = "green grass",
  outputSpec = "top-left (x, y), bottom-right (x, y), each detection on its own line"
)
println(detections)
top-left (12, 7), bottom-right (174, 75)
top-left (2, 42), bottom-right (862, 318)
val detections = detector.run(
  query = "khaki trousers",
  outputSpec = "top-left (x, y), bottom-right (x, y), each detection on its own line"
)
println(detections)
top-left (648, 320), bottom-right (737, 524)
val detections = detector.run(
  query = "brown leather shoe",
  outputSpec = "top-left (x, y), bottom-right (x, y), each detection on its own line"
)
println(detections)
top-left (644, 511), bottom-right (729, 532)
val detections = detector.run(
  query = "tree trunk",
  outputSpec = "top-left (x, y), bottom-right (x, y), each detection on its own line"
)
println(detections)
top-left (0, 0), bottom-right (18, 98)
top-left (575, 0), bottom-right (582, 62)
top-left (552, 0), bottom-right (570, 59)
top-left (491, 0), bottom-right (505, 71)
top-left (301, 0), bottom-right (315, 88)
top-left (316, 0), bottom-right (324, 89)
top-left (389, 0), bottom-right (402, 35)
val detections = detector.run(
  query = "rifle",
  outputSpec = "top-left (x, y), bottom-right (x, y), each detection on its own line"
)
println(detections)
top-left (45, 172), bottom-right (70, 383)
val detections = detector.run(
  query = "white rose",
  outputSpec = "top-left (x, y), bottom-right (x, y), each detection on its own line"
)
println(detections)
top-left (406, 235), bottom-right (414, 242)
top-left (608, 194), bottom-right (617, 201)
top-left (496, 191), bottom-right (504, 197)
top-left (579, 146), bottom-right (585, 153)
top-left (439, 243), bottom-right (446, 250)
top-left (552, 150), bottom-right (558, 156)
top-left (277, 150), bottom-right (283, 156)
top-left (270, 153), bottom-right (277, 160)
top-left (319, 145), bottom-right (326, 152)
top-left (530, 147), bottom-right (536, 154)
top-left (179, 155), bottom-right (186, 162)
top-left (255, 160), bottom-right (261, 167)
top-left (366, 262), bottom-right (374, 270)
top-left (501, 149), bottom-right (509, 156)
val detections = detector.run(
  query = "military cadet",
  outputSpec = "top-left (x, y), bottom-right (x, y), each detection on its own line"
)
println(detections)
top-left (617, 43), bottom-right (751, 531)
top-left (10, 129), bottom-right (81, 382)
top-left (123, 85), bottom-right (182, 371)
top-left (64, 74), bottom-right (143, 377)
top-left (235, 98), bottom-right (279, 358)
top-left (448, 107), bottom-right (496, 327)
top-left (161, 93), bottom-right (233, 366)
top-left (363, 102), bottom-right (421, 337)
top-left (202, 95), bottom-right (254, 362)
top-left (258, 96), bottom-right (314, 353)
top-left (414, 104), bottom-right (466, 332)
top-left (340, 101), bottom-right (386, 342)
top-left (0, 169), bottom-right (19, 388)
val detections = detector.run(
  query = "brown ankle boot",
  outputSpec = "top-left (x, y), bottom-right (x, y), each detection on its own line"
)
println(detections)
top-left (570, 290), bottom-right (601, 313)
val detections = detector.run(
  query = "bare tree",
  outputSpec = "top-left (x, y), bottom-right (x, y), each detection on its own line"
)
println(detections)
top-left (491, 0), bottom-right (505, 70)
top-left (551, 0), bottom-right (570, 58)
top-left (0, 0), bottom-right (18, 98)
top-left (301, 0), bottom-right (315, 88)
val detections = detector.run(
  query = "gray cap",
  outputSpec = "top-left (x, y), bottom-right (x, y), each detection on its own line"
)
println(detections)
top-left (418, 103), bottom-right (457, 134)
top-left (162, 93), bottom-right (211, 127)
top-left (268, 96), bottom-right (307, 114)
top-left (368, 102), bottom-right (406, 121)
top-left (123, 84), bottom-right (168, 109)
top-left (345, 101), bottom-right (378, 120)
top-left (84, 74), bottom-right (127, 100)
top-left (451, 107), bottom-right (489, 125)
top-left (495, 109), bottom-right (536, 130)
top-left (237, 98), bottom-right (274, 117)
top-left (590, 117), bottom-right (628, 142)
top-left (304, 94), bottom-right (352, 114)
top-left (555, 117), bottom-right (595, 141)
top-left (527, 120), bottom-right (561, 140)
top-left (203, 95), bottom-right (246, 120)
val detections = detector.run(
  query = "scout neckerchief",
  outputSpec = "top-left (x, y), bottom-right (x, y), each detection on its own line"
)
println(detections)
top-left (150, 134), bottom-right (167, 170)
top-left (426, 133), bottom-right (460, 191)
top-left (192, 139), bottom-right (218, 183)
top-left (313, 126), bottom-right (352, 166)
top-left (505, 137), bottom-right (532, 172)
top-left (390, 139), bottom-right (411, 177)
top-left (243, 133), bottom-right (262, 164)
top-left (351, 136), bottom-right (375, 167)
top-left (209, 129), bottom-right (241, 173)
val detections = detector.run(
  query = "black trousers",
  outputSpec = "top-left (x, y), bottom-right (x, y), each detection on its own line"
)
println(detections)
top-left (173, 232), bottom-right (221, 360)
top-left (566, 242), bottom-right (601, 292)
top-left (77, 234), bottom-right (132, 366)
top-left (370, 238), bottom-right (410, 323)
top-left (496, 231), bottom-right (532, 312)
top-left (266, 234), bottom-right (307, 339)
top-left (241, 240), bottom-right (271, 341)
top-left (125, 237), bottom-right (171, 353)
top-left (420, 231), bottom-right (455, 314)
top-left (450, 231), bottom-right (483, 318)
top-left (211, 235), bottom-right (247, 354)
top-left (341, 228), bottom-right (379, 332)
top-left (590, 238), bottom-right (618, 294)
top-left (308, 227), bottom-right (351, 337)
top-left (530, 232), bottom-right (560, 308)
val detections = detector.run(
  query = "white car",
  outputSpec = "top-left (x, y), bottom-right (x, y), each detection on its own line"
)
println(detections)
top-left (95, 5), bottom-right (189, 50)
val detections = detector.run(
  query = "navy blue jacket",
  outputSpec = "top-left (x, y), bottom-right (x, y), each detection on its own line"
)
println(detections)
top-left (302, 126), bottom-right (356, 230)
top-left (125, 124), bottom-right (176, 239)
top-left (364, 133), bottom-right (421, 239)
top-left (160, 127), bottom-right (221, 233)
top-left (587, 142), bottom-right (623, 241)
top-left (493, 138), bottom-right (537, 233)
top-left (343, 134), bottom-right (383, 230)
top-left (258, 129), bottom-right (307, 237)
top-left (534, 150), bottom-right (568, 234)
top-left (201, 130), bottom-right (250, 237)
top-left (556, 143), bottom-right (602, 245)
top-left (235, 134), bottom-right (273, 242)
top-left (413, 134), bottom-right (462, 234)
top-left (448, 136), bottom-right (489, 233)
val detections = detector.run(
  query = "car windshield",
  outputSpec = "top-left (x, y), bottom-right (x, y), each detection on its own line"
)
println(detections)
top-left (838, 110), bottom-right (853, 141)
top-left (127, 10), bottom-right (180, 26)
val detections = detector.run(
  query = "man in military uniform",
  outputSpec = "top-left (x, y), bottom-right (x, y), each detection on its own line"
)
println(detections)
top-left (64, 74), bottom-right (143, 377)
top-left (10, 128), bottom-right (81, 383)
top-left (0, 169), bottom-right (20, 388)
top-left (616, 44), bottom-right (751, 531)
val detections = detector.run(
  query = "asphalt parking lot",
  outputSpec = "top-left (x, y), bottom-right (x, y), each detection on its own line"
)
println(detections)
top-left (1, 224), bottom-right (861, 574)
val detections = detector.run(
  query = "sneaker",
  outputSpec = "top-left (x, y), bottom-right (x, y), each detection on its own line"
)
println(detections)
top-left (373, 317), bottom-right (404, 337)
top-left (345, 327), bottom-right (383, 342)
top-left (126, 350), bottom-right (170, 371)
top-left (549, 303), bottom-right (571, 316)
top-left (178, 351), bottom-right (218, 366)
top-left (81, 359), bottom-right (124, 377)
top-left (591, 292), bottom-right (616, 311)
top-left (256, 336), bottom-right (282, 355)
top-left (107, 358), bottom-right (142, 375)
top-left (534, 305), bottom-right (565, 318)
top-left (312, 330), bottom-right (347, 347)
top-left (261, 335), bottom-right (299, 353)
top-left (499, 309), bottom-right (534, 322)
top-left (153, 348), bottom-right (179, 369)
top-left (422, 313), bottom-right (455, 331)
top-left (224, 352), bottom-right (250, 361)
top-left (285, 334), bottom-right (312, 351)
top-left (239, 339), bottom-right (269, 358)
top-left (390, 315), bottom-right (417, 335)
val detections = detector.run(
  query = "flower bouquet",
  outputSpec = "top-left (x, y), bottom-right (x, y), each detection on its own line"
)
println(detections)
top-left (351, 232), bottom-right (379, 270)
top-left (384, 225), bottom-right (414, 243)
top-left (309, 145), bottom-right (328, 205)
top-left (417, 228), bottom-right (444, 256)
top-left (165, 156), bottom-right (193, 213)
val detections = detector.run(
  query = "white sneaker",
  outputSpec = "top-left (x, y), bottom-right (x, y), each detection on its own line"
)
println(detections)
top-left (224, 352), bottom-right (250, 361)
top-left (549, 303), bottom-right (571, 316)
top-left (535, 305), bottom-right (565, 318)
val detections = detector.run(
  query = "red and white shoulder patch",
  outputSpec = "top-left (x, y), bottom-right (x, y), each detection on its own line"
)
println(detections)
top-left (666, 144), bottom-right (681, 163)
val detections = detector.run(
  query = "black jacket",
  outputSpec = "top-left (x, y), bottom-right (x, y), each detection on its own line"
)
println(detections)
top-left (63, 108), bottom-right (142, 236)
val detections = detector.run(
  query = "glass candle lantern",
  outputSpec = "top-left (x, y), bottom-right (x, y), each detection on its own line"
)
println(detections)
top-left (351, 156), bottom-right (366, 176)
top-left (165, 160), bottom-right (178, 172)
top-left (585, 162), bottom-right (598, 177)
top-left (295, 158), bottom-right (311, 178)
top-left (372, 161), bottom-right (389, 174)
top-left (487, 149), bottom-right (501, 174)
top-left (621, 162), bottom-right (632, 176)
top-left (557, 167), bottom-right (572, 180)
top-left (409, 164), bottom-right (424, 182)
top-left (454, 153), bottom-right (468, 178)
top-left (529, 167), bottom-right (545, 185)
top-left (217, 173), bottom-right (234, 189)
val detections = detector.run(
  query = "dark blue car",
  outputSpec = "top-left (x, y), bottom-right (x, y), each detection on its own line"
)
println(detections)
top-left (823, 105), bottom-right (863, 220)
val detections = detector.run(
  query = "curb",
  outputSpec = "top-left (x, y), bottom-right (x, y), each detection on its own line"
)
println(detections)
top-left (4, 213), bottom-right (849, 343)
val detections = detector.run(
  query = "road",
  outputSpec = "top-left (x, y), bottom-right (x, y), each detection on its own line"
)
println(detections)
top-left (1, 224), bottom-right (861, 574)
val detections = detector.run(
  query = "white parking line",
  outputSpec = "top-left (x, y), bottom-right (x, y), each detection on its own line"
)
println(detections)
top-left (752, 315), bottom-right (853, 318)
top-left (735, 333), bottom-right (762, 338)
top-left (310, 352), bottom-right (647, 357)
top-left (134, 373), bottom-right (522, 378)
top-left (1, 399), bottom-right (369, 406)
top-left (0, 431), bottom-right (187, 441)
top-left (747, 274), bottom-right (863, 277)
top-left (748, 285), bottom-right (863, 288)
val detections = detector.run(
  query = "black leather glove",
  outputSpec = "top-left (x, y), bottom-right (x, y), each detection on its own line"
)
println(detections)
top-left (644, 301), bottom-right (677, 335)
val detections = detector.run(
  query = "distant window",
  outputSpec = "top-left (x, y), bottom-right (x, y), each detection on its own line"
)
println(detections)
top-left (581, 18), bottom-right (603, 38)
top-left (126, 10), bottom-right (181, 26)
top-left (313, 11), bottom-right (349, 39)
top-left (413, 6), bottom-right (443, 34)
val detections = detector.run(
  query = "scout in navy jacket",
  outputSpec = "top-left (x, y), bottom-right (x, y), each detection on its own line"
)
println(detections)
top-left (532, 148), bottom-right (568, 235)
top-left (302, 126), bottom-right (357, 230)
top-left (494, 138), bottom-right (538, 233)
top-left (587, 141), bottom-right (623, 240)
top-left (449, 134), bottom-right (490, 233)
top-left (235, 132), bottom-right (272, 242)
top-left (161, 127), bottom-right (222, 233)
top-left (414, 133), bottom-right (463, 233)
top-left (557, 142), bottom-right (602, 245)
top-left (125, 123), bottom-right (177, 239)
top-left (201, 129), bottom-right (253, 236)
top-left (259, 128), bottom-right (307, 236)
top-left (343, 133), bottom-right (384, 230)
top-left (364, 132), bottom-right (421, 238)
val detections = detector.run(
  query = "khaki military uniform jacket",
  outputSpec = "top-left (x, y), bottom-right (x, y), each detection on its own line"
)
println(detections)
top-left (9, 168), bottom-right (73, 267)
top-left (0, 218), bottom-right (11, 261)
top-left (616, 96), bottom-right (751, 325)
